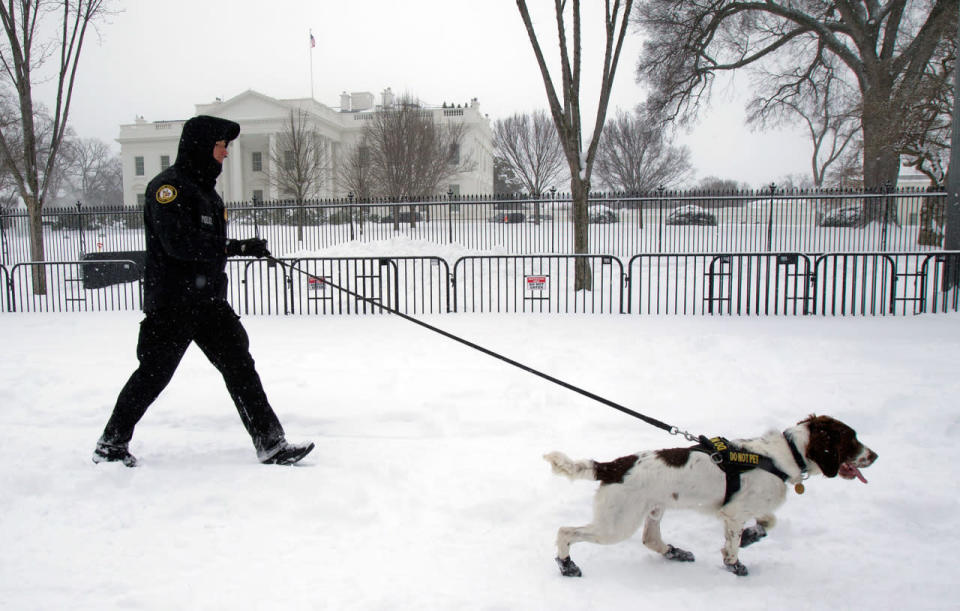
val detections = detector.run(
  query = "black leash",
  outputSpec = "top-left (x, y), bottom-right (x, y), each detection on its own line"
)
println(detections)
top-left (266, 256), bottom-right (698, 441)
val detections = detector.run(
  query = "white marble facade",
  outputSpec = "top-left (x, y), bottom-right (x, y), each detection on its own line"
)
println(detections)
top-left (117, 89), bottom-right (494, 205)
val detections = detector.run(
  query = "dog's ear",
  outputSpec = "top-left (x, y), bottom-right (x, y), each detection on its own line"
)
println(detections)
top-left (803, 415), bottom-right (860, 478)
top-left (806, 425), bottom-right (841, 477)
top-left (803, 416), bottom-right (844, 477)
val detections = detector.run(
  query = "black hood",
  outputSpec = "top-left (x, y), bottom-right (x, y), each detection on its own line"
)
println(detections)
top-left (174, 115), bottom-right (240, 187)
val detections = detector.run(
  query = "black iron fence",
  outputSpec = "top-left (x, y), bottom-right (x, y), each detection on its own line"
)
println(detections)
top-left (0, 188), bottom-right (949, 266)
top-left (3, 252), bottom-right (958, 315)
top-left (625, 252), bottom-right (960, 316)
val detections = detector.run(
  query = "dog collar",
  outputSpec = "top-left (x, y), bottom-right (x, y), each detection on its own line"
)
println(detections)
top-left (783, 432), bottom-right (810, 494)
top-left (783, 432), bottom-right (808, 475)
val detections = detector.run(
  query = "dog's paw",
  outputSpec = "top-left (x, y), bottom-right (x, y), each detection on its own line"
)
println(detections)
top-left (556, 556), bottom-right (582, 577)
top-left (725, 560), bottom-right (749, 576)
top-left (664, 545), bottom-right (695, 562)
top-left (740, 524), bottom-right (767, 548)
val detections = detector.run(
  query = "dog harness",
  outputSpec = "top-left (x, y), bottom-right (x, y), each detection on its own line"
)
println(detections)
top-left (694, 436), bottom-right (790, 505)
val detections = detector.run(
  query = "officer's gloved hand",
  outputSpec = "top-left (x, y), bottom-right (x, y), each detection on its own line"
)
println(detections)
top-left (226, 237), bottom-right (270, 258)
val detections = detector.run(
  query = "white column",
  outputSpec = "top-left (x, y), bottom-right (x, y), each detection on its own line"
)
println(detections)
top-left (229, 137), bottom-right (244, 202)
top-left (322, 137), bottom-right (332, 197)
top-left (268, 132), bottom-right (278, 200)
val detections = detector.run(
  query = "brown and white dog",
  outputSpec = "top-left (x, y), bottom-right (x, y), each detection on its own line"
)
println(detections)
top-left (545, 415), bottom-right (877, 577)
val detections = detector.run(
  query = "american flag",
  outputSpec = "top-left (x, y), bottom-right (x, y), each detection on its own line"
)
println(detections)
top-left (310, 32), bottom-right (316, 48)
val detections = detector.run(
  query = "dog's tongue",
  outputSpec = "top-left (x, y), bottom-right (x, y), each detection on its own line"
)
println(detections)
top-left (842, 463), bottom-right (868, 483)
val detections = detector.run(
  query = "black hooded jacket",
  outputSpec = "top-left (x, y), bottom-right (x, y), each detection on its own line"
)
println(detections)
top-left (142, 115), bottom-right (240, 313)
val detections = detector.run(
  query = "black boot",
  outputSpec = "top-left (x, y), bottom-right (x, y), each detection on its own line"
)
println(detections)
top-left (258, 440), bottom-right (315, 465)
top-left (92, 440), bottom-right (138, 467)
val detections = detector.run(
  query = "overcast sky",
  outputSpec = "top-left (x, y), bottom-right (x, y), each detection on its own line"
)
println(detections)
top-left (56, 0), bottom-right (810, 188)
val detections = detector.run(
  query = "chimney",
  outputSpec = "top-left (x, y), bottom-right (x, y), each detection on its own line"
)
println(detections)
top-left (381, 87), bottom-right (394, 108)
top-left (340, 91), bottom-right (351, 112)
top-left (350, 92), bottom-right (374, 112)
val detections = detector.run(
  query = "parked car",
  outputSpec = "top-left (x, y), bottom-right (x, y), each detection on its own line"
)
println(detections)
top-left (588, 205), bottom-right (619, 224)
top-left (743, 198), bottom-right (824, 224)
top-left (818, 204), bottom-right (865, 227)
top-left (526, 213), bottom-right (554, 223)
top-left (742, 199), bottom-right (786, 224)
top-left (665, 204), bottom-right (717, 226)
top-left (380, 210), bottom-right (423, 224)
top-left (488, 211), bottom-right (526, 223)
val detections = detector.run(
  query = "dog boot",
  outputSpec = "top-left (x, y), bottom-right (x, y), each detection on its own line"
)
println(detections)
top-left (740, 524), bottom-right (767, 548)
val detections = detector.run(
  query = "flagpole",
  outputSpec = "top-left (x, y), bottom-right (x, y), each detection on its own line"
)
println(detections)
top-left (309, 29), bottom-right (315, 99)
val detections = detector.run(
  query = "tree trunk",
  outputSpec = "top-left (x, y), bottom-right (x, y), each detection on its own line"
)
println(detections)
top-left (860, 89), bottom-right (903, 225)
top-left (571, 176), bottom-right (593, 291)
top-left (860, 84), bottom-right (902, 188)
top-left (25, 195), bottom-right (47, 295)
top-left (296, 199), bottom-right (305, 243)
top-left (861, 122), bottom-right (901, 190)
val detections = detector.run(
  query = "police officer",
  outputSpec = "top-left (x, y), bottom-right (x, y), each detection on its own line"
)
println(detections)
top-left (93, 115), bottom-right (313, 466)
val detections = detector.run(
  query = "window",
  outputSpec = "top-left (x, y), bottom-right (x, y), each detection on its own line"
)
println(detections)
top-left (252, 189), bottom-right (263, 203)
top-left (448, 143), bottom-right (460, 165)
top-left (283, 150), bottom-right (294, 171)
top-left (160, 155), bottom-right (170, 170)
top-left (135, 156), bottom-right (144, 176)
top-left (252, 151), bottom-right (262, 172)
top-left (136, 193), bottom-right (146, 206)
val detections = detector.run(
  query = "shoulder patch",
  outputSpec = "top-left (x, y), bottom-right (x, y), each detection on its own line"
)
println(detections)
top-left (156, 185), bottom-right (178, 204)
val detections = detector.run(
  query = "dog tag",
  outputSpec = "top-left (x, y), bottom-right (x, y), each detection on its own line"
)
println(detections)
top-left (794, 483), bottom-right (805, 495)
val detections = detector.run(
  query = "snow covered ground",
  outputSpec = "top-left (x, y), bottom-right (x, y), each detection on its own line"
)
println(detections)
top-left (2, 242), bottom-right (959, 610)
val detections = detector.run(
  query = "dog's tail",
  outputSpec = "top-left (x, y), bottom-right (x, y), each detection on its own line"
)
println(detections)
top-left (544, 451), bottom-right (597, 481)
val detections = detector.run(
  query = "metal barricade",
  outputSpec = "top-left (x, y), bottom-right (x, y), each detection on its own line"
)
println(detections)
top-left (231, 256), bottom-right (450, 316)
top-left (811, 254), bottom-right (898, 316)
top-left (8, 260), bottom-right (143, 312)
top-left (0, 264), bottom-right (9, 312)
top-left (627, 253), bottom-right (814, 316)
top-left (919, 253), bottom-right (960, 313)
top-left (452, 254), bottom-right (625, 313)
top-left (811, 252), bottom-right (960, 316)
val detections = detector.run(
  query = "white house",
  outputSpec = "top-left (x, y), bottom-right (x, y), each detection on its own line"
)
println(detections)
top-left (116, 89), bottom-right (494, 206)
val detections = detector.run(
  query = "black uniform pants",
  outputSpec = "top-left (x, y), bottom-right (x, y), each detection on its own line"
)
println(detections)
top-left (101, 300), bottom-right (285, 453)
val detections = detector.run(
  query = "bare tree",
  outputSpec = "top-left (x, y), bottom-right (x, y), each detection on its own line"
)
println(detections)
top-left (515, 0), bottom-right (634, 290)
top-left (697, 176), bottom-right (751, 192)
top-left (900, 34), bottom-right (955, 187)
top-left (337, 139), bottom-right (374, 201)
top-left (593, 107), bottom-right (692, 193)
top-left (269, 108), bottom-right (329, 242)
top-left (493, 155), bottom-right (525, 194)
top-left (748, 63), bottom-right (862, 189)
top-left (60, 136), bottom-right (122, 206)
top-left (826, 148), bottom-right (865, 189)
top-left (634, 0), bottom-right (958, 191)
top-left (335, 139), bottom-right (375, 239)
top-left (1, 97), bottom-right (72, 207)
top-left (493, 110), bottom-right (565, 196)
top-left (363, 94), bottom-right (474, 228)
top-left (0, 0), bottom-right (108, 293)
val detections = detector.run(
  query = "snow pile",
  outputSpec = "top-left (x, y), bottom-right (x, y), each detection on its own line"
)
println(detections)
top-left (1, 288), bottom-right (959, 608)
